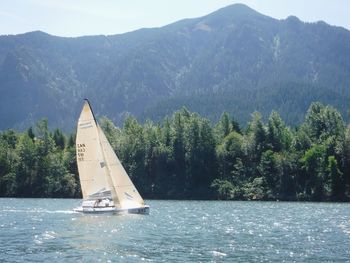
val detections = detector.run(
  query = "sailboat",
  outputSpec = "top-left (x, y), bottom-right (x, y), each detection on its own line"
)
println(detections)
top-left (73, 99), bottom-right (150, 214)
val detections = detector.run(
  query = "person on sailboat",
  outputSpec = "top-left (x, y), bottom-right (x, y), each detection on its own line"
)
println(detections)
top-left (94, 199), bottom-right (102, 207)
top-left (102, 198), bottom-right (111, 207)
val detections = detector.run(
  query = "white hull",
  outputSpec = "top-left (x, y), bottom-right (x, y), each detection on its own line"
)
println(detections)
top-left (74, 205), bottom-right (150, 215)
top-left (73, 206), bottom-right (116, 214)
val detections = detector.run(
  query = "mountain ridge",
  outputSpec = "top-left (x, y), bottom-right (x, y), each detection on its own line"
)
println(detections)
top-left (1, 4), bottom-right (350, 130)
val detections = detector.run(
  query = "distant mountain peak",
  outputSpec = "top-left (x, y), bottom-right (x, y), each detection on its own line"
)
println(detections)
top-left (21, 30), bottom-right (51, 37)
top-left (196, 3), bottom-right (273, 29)
top-left (217, 3), bottom-right (259, 14)
top-left (285, 15), bottom-right (301, 23)
top-left (207, 3), bottom-right (264, 19)
top-left (0, 4), bottom-right (350, 130)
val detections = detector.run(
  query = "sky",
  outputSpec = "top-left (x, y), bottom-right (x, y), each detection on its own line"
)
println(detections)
top-left (0, 0), bottom-right (349, 37)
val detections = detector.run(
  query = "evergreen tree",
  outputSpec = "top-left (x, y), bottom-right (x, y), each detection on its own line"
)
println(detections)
top-left (301, 144), bottom-right (327, 200)
top-left (216, 131), bottom-right (244, 180)
top-left (15, 133), bottom-right (38, 196)
top-left (305, 102), bottom-right (345, 142)
top-left (267, 111), bottom-right (292, 152)
top-left (172, 111), bottom-right (187, 197)
top-left (53, 128), bottom-right (65, 150)
top-left (327, 156), bottom-right (345, 200)
top-left (248, 112), bottom-right (267, 160)
top-left (258, 150), bottom-right (280, 199)
top-left (27, 127), bottom-right (35, 141)
top-left (0, 132), bottom-right (18, 196)
top-left (215, 112), bottom-right (232, 141)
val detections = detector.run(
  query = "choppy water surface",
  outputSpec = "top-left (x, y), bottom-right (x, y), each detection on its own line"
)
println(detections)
top-left (0, 199), bottom-right (349, 262)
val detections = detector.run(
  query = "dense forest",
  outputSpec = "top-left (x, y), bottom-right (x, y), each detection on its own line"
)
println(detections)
top-left (0, 102), bottom-right (349, 201)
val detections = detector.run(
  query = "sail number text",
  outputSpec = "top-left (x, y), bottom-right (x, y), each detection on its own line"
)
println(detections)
top-left (77, 143), bottom-right (86, 161)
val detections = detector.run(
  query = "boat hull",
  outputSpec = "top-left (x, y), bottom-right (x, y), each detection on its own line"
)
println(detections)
top-left (126, 205), bottom-right (150, 215)
top-left (74, 205), bottom-right (150, 215)
top-left (73, 206), bottom-right (116, 214)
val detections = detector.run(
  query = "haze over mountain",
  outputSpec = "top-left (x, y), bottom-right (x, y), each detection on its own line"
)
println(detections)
top-left (1, 4), bottom-right (350, 130)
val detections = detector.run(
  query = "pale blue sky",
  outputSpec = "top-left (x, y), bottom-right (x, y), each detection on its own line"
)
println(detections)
top-left (0, 0), bottom-right (349, 37)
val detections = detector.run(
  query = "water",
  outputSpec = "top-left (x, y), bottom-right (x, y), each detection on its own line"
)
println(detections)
top-left (0, 199), bottom-right (349, 262)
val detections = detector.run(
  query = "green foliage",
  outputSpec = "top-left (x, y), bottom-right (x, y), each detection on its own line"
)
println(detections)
top-left (215, 112), bottom-right (233, 141)
top-left (300, 144), bottom-right (327, 200)
top-left (243, 177), bottom-right (269, 200)
top-left (249, 112), bottom-right (267, 158)
top-left (0, 103), bottom-right (349, 201)
top-left (305, 102), bottom-right (345, 142)
top-left (327, 156), bottom-right (345, 200)
top-left (53, 128), bottom-right (65, 150)
top-left (0, 133), bottom-right (18, 196)
top-left (267, 111), bottom-right (292, 152)
top-left (258, 150), bottom-right (280, 198)
top-left (216, 131), bottom-right (244, 179)
top-left (0, 119), bottom-right (79, 198)
top-left (99, 116), bottom-right (121, 149)
top-left (211, 179), bottom-right (234, 200)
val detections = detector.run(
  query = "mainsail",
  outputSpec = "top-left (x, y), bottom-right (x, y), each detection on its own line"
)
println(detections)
top-left (76, 100), bottom-right (145, 209)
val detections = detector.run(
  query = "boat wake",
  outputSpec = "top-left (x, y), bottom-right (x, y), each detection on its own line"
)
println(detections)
top-left (2, 209), bottom-right (76, 214)
top-left (47, 210), bottom-right (76, 214)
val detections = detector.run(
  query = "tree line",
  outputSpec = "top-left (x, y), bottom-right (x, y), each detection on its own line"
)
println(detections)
top-left (0, 102), bottom-right (349, 201)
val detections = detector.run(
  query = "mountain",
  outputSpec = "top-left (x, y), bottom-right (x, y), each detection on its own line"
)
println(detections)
top-left (1, 4), bottom-right (350, 130)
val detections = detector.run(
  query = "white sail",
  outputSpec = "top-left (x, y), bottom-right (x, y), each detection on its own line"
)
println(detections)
top-left (75, 100), bottom-right (148, 213)
top-left (97, 124), bottom-right (145, 209)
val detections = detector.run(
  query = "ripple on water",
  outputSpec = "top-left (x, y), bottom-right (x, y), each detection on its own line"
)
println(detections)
top-left (33, 230), bottom-right (57, 244)
top-left (0, 199), bottom-right (350, 262)
top-left (338, 223), bottom-right (350, 236)
top-left (211, 250), bottom-right (227, 257)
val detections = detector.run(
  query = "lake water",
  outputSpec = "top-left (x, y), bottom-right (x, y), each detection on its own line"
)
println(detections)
top-left (0, 199), bottom-right (349, 262)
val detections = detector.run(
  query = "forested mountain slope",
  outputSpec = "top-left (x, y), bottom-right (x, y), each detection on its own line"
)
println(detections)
top-left (1, 4), bottom-right (350, 130)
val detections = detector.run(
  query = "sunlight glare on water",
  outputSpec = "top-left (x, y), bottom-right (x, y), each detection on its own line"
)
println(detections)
top-left (0, 199), bottom-right (349, 262)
